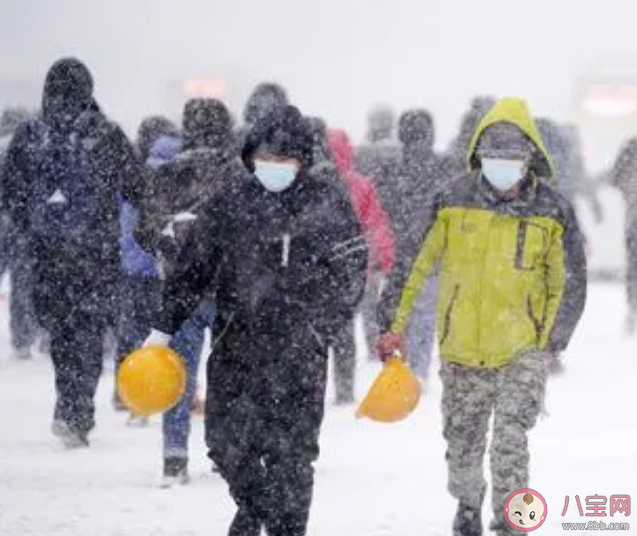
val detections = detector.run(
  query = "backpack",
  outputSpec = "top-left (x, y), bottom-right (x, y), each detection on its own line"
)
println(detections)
top-left (27, 120), bottom-right (101, 240)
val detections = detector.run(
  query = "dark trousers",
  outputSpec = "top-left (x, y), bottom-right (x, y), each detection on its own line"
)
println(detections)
top-left (50, 319), bottom-right (104, 434)
top-left (331, 319), bottom-right (356, 402)
top-left (9, 232), bottom-right (38, 350)
top-left (206, 325), bottom-right (328, 536)
top-left (34, 238), bottom-right (119, 435)
top-left (360, 273), bottom-right (382, 358)
top-left (0, 223), bottom-right (39, 351)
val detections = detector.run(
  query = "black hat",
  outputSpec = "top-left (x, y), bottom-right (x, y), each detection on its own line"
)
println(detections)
top-left (242, 105), bottom-right (314, 170)
top-left (182, 98), bottom-right (232, 150)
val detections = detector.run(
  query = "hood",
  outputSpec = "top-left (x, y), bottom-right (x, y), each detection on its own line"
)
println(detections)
top-left (242, 105), bottom-right (314, 170)
top-left (467, 97), bottom-right (554, 180)
top-left (243, 82), bottom-right (288, 126)
top-left (42, 58), bottom-right (94, 128)
top-left (327, 128), bottom-right (354, 174)
top-left (183, 98), bottom-right (232, 151)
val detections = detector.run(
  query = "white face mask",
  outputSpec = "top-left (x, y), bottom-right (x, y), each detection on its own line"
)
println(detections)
top-left (254, 160), bottom-right (298, 193)
top-left (481, 158), bottom-right (526, 191)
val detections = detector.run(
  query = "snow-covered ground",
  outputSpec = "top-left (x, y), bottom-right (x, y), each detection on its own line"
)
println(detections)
top-left (0, 284), bottom-right (635, 536)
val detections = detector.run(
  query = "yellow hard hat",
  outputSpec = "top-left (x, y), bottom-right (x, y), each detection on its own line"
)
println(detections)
top-left (117, 345), bottom-right (187, 417)
top-left (356, 358), bottom-right (422, 423)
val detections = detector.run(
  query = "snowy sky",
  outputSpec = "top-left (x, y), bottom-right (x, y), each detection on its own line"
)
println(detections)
top-left (1, 0), bottom-right (637, 147)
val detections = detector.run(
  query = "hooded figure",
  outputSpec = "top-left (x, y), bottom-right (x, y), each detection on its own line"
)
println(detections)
top-left (396, 109), bottom-right (448, 378)
top-left (0, 106), bottom-right (38, 361)
top-left (327, 128), bottom-right (395, 402)
top-left (136, 98), bottom-right (240, 275)
top-left (356, 105), bottom-right (402, 230)
top-left (610, 135), bottom-right (637, 333)
top-left (1, 58), bottom-right (143, 447)
top-left (135, 115), bottom-right (179, 163)
top-left (377, 98), bottom-right (587, 536)
top-left (146, 104), bottom-right (367, 536)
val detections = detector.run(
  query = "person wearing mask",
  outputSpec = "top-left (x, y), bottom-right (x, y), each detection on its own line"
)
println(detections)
top-left (396, 109), bottom-right (447, 378)
top-left (327, 128), bottom-right (394, 403)
top-left (377, 98), bottom-right (587, 536)
top-left (144, 105), bottom-right (367, 535)
top-left (1, 58), bottom-right (143, 448)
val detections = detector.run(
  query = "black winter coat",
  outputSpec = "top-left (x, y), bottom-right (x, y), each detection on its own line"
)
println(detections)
top-left (155, 167), bottom-right (369, 347)
top-left (0, 109), bottom-right (143, 330)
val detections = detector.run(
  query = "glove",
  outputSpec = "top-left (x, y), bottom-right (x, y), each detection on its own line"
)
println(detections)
top-left (376, 332), bottom-right (406, 362)
top-left (143, 329), bottom-right (172, 347)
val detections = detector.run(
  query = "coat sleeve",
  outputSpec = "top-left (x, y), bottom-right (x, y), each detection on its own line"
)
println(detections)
top-left (153, 205), bottom-right (223, 335)
top-left (378, 196), bottom-right (447, 334)
top-left (103, 124), bottom-right (145, 208)
top-left (361, 180), bottom-right (396, 274)
top-left (540, 204), bottom-right (587, 353)
top-left (298, 185), bottom-right (369, 339)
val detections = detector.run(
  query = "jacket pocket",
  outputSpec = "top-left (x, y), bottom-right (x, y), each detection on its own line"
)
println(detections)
top-left (440, 284), bottom-right (460, 346)
top-left (514, 221), bottom-right (548, 271)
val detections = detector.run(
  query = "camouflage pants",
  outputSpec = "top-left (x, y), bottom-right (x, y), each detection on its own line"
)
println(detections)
top-left (440, 351), bottom-right (549, 526)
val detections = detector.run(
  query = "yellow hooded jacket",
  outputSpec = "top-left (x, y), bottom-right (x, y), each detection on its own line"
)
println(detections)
top-left (380, 98), bottom-right (587, 368)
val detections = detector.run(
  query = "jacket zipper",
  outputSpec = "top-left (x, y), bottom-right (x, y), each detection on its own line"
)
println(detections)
top-left (440, 284), bottom-right (460, 345)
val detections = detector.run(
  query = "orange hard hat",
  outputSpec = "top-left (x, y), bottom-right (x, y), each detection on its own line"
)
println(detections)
top-left (117, 345), bottom-right (187, 417)
top-left (356, 358), bottom-right (422, 423)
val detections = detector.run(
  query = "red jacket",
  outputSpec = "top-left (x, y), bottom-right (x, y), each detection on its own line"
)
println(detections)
top-left (328, 129), bottom-right (395, 274)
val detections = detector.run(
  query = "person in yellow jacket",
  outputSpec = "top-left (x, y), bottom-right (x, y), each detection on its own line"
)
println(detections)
top-left (377, 98), bottom-right (587, 536)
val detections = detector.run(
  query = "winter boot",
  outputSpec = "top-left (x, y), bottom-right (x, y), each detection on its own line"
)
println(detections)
top-left (453, 501), bottom-right (483, 536)
top-left (51, 420), bottom-right (89, 449)
top-left (229, 507), bottom-right (261, 536)
top-left (161, 456), bottom-right (189, 488)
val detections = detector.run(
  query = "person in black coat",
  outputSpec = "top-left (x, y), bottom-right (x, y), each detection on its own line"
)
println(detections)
top-left (1, 58), bottom-right (143, 447)
top-left (146, 105), bottom-right (368, 535)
